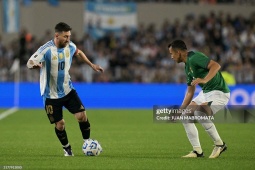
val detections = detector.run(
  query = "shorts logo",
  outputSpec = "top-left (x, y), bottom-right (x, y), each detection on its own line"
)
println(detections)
top-left (80, 105), bottom-right (84, 110)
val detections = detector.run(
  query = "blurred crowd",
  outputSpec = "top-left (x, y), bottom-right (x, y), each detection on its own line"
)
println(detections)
top-left (93, 0), bottom-right (255, 5)
top-left (0, 11), bottom-right (255, 84)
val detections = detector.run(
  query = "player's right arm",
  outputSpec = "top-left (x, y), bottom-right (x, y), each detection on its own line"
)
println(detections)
top-left (27, 60), bottom-right (42, 69)
top-left (180, 85), bottom-right (195, 109)
top-left (27, 50), bottom-right (44, 69)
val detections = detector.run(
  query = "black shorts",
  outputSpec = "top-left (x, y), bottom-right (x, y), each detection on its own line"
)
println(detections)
top-left (44, 89), bottom-right (85, 124)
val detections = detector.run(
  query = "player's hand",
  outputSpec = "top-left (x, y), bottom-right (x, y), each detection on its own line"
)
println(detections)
top-left (32, 63), bottom-right (42, 69)
top-left (191, 78), bottom-right (207, 86)
top-left (91, 64), bottom-right (104, 73)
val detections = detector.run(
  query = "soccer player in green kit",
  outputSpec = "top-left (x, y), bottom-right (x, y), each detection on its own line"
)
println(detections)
top-left (168, 40), bottom-right (230, 158)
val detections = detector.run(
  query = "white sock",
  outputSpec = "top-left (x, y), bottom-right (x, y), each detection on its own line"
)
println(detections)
top-left (194, 111), bottom-right (223, 145)
top-left (182, 123), bottom-right (202, 153)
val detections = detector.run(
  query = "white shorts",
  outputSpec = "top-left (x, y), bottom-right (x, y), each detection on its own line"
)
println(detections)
top-left (192, 90), bottom-right (230, 114)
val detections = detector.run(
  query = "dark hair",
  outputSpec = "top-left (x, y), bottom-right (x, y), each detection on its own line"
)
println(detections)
top-left (168, 40), bottom-right (187, 50)
top-left (55, 22), bottom-right (72, 32)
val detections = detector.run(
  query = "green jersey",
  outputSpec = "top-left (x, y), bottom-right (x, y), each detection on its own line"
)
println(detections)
top-left (185, 51), bottom-right (230, 93)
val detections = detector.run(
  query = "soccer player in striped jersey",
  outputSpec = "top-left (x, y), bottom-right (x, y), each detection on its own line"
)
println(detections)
top-left (168, 40), bottom-right (230, 158)
top-left (27, 22), bottom-right (104, 156)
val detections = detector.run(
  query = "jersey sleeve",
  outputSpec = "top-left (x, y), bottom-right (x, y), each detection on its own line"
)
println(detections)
top-left (185, 65), bottom-right (193, 86)
top-left (27, 46), bottom-right (46, 68)
top-left (29, 50), bottom-right (45, 62)
top-left (186, 73), bottom-right (193, 86)
top-left (69, 41), bottom-right (78, 57)
top-left (74, 48), bottom-right (79, 56)
top-left (190, 52), bottom-right (210, 69)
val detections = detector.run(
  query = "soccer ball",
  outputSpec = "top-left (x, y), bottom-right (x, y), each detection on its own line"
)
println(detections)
top-left (82, 139), bottom-right (103, 156)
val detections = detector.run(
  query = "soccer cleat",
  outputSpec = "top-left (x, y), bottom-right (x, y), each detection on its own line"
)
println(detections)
top-left (209, 142), bottom-right (227, 158)
top-left (182, 151), bottom-right (204, 158)
top-left (63, 145), bottom-right (74, 156)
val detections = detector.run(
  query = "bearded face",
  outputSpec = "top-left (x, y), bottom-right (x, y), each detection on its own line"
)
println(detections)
top-left (55, 31), bottom-right (71, 48)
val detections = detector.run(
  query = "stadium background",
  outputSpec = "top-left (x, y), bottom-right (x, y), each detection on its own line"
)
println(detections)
top-left (0, 1), bottom-right (255, 170)
top-left (0, 0), bottom-right (254, 108)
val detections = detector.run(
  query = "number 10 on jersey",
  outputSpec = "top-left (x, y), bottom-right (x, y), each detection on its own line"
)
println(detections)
top-left (58, 61), bottom-right (65, 71)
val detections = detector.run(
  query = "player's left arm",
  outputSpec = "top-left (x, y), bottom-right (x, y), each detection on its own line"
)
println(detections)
top-left (180, 85), bottom-right (196, 109)
top-left (75, 49), bottom-right (104, 73)
top-left (191, 60), bottom-right (220, 86)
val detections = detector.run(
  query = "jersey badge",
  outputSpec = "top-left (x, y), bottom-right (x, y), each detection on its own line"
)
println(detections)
top-left (52, 55), bottom-right (57, 60)
top-left (59, 53), bottom-right (63, 59)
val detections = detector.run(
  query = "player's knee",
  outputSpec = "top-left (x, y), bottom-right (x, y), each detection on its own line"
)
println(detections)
top-left (197, 104), bottom-right (212, 116)
top-left (55, 119), bottom-right (65, 131)
top-left (181, 102), bottom-right (197, 116)
top-left (75, 111), bottom-right (87, 122)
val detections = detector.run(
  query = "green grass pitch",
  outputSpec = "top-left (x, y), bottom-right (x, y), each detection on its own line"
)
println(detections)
top-left (0, 109), bottom-right (255, 170)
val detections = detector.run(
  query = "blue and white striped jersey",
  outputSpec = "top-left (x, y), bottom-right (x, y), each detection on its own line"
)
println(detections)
top-left (29, 40), bottom-right (78, 99)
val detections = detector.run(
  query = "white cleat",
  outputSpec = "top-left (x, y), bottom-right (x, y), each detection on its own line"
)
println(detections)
top-left (63, 146), bottom-right (74, 156)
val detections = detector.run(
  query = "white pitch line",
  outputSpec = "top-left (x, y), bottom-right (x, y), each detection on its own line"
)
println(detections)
top-left (0, 107), bottom-right (18, 120)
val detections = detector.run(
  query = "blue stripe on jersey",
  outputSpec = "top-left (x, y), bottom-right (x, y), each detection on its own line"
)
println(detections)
top-left (42, 95), bottom-right (46, 106)
top-left (69, 80), bottom-right (74, 90)
top-left (57, 49), bottom-right (65, 98)
top-left (44, 50), bottom-right (52, 98)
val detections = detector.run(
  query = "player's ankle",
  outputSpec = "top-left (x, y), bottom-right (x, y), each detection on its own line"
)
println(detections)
top-left (214, 140), bottom-right (223, 146)
top-left (193, 147), bottom-right (203, 154)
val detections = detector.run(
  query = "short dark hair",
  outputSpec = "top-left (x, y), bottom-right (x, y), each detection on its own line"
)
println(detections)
top-left (55, 22), bottom-right (72, 33)
top-left (168, 40), bottom-right (187, 50)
